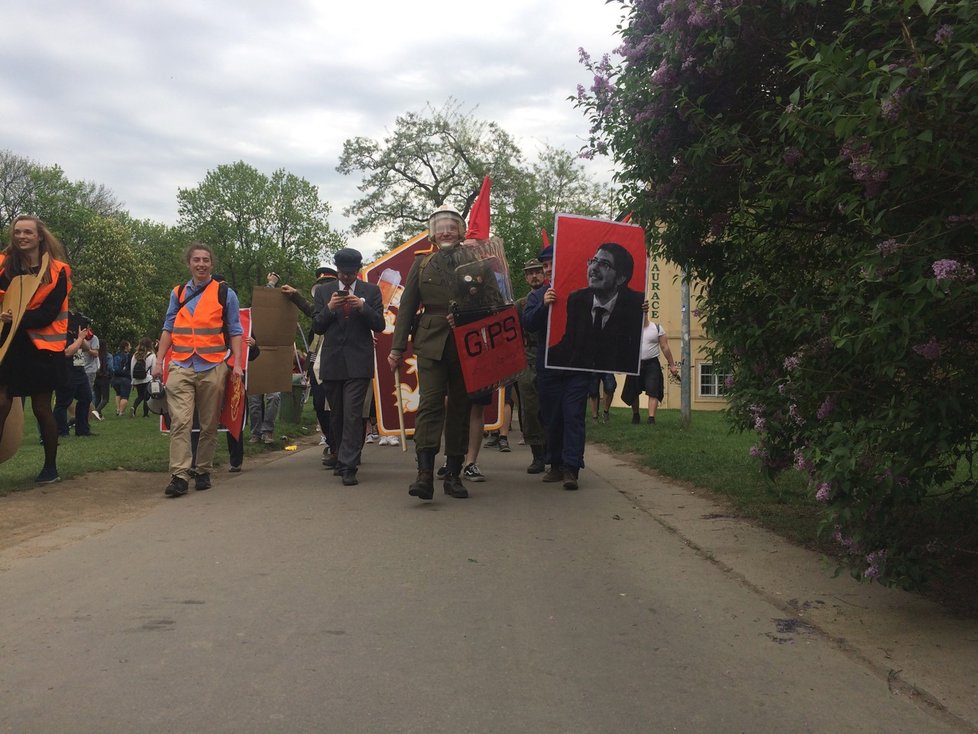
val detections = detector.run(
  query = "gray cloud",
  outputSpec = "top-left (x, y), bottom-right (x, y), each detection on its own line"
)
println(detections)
top-left (1, 0), bottom-right (623, 246)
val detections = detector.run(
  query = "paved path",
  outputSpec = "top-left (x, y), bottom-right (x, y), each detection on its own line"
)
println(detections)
top-left (1, 435), bottom-right (976, 733)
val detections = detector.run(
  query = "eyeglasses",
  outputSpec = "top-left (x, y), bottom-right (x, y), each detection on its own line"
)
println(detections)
top-left (587, 257), bottom-right (616, 271)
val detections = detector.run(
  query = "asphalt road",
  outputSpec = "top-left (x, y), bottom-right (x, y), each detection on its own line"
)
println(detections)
top-left (0, 436), bottom-right (972, 733)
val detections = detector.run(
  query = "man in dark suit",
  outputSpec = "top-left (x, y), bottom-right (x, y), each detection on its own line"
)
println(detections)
top-left (312, 248), bottom-right (385, 486)
top-left (547, 242), bottom-right (644, 374)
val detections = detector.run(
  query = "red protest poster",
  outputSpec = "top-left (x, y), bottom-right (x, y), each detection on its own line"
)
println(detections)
top-left (363, 233), bottom-right (501, 437)
top-left (220, 307), bottom-right (251, 440)
top-left (454, 305), bottom-right (526, 394)
top-left (546, 214), bottom-right (647, 375)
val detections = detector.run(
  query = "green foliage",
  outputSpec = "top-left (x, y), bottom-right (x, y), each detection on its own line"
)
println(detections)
top-left (337, 100), bottom-right (613, 297)
top-left (177, 161), bottom-right (344, 304)
top-left (71, 216), bottom-right (159, 348)
top-left (577, 0), bottom-right (978, 587)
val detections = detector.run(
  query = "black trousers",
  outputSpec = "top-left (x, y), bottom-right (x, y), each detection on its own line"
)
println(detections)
top-left (324, 378), bottom-right (369, 474)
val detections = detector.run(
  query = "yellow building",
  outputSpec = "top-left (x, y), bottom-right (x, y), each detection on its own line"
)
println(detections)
top-left (613, 256), bottom-right (729, 411)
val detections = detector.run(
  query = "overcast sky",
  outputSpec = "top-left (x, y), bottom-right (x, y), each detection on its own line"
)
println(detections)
top-left (2, 0), bottom-right (624, 256)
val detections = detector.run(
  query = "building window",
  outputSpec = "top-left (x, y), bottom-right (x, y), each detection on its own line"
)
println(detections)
top-left (699, 363), bottom-right (730, 398)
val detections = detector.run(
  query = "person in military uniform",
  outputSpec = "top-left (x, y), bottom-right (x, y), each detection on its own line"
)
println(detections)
top-left (515, 257), bottom-right (548, 473)
top-left (388, 204), bottom-right (500, 501)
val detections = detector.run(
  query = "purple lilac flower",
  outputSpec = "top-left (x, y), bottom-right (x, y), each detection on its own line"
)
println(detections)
top-left (788, 403), bottom-right (804, 425)
top-left (724, 375), bottom-right (734, 388)
top-left (864, 549), bottom-right (886, 579)
top-left (749, 445), bottom-right (765, 458)
top-left (833, 526), bottom-right (860, 553)
top-left (877, 239), bottom-right (900, 256)
top-left (815, 483), bottom-right (831, 503)
top-left (932, 259), bottom-right (976, 282)
top-left (783, 355), bottom-right (800, 371)
top-left (946, 213), bottom-right (978, 226)
top-left (783, 147), bottom-right (802, 166)
top-left (784, 103), bottom-right (798, 114)
top-left (794, 450), bottom-right (813, 473)
top-left (816, 397), bottom-right (835, 420)
top-left (880, 89), bottom-right (907, 122)
top-left (754, 416), bottom-right (766, 432)
top-left (692, 307), bottom-right (702, 318)
top-left (912, 338), bottom-right (942, 360)
top-left (934, 24), bottom-right (953, 44)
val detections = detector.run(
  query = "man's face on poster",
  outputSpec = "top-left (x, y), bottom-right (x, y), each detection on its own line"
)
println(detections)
top-left (586, 248), bottom-right (625, 297)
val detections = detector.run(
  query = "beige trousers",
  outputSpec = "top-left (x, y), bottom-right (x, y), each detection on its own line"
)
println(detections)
top-left (167, 363), bottom-right (227, 480)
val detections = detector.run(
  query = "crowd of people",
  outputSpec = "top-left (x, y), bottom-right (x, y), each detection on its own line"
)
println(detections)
top-left (0, 208), bottom-right (675, 498)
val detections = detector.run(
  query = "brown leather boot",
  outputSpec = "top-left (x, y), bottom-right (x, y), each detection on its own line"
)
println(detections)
top-left (409, 449), bottom-right (436, 500)
top-left (542, 465), bottom-right (563, 482)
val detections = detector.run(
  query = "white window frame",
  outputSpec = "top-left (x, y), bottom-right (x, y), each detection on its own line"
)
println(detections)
top-left (698, 362), bottom-right (730, 398)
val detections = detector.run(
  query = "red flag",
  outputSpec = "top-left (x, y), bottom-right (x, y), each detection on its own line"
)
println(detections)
top-left (465, 176), bottom-right (492, 239)
top-left (541, 228), bottom-right (551, 248)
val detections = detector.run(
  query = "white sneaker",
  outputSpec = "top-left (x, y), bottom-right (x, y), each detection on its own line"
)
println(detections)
top-left (319, 435), bottom-right (328, 445)
top-left (365, 433), bottom-right (377, 444)
top-left (91, 409), bottom-right (103, 422)
top-left (389, 436), bottom-right (399, 446)
top-left (377, 436), bottom-right (390, 446)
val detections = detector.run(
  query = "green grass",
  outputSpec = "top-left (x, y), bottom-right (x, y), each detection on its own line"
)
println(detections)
top-left (0, 396), bottom-right (317, 496)
top-left (588, 408), bottom-right (827, 551)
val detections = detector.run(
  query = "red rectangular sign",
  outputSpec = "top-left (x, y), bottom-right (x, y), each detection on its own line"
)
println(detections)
top-left (454, 305), bottom-right (527, 394)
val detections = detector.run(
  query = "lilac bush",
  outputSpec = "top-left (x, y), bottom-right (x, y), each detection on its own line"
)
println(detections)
top-left (577, 0), bottom-right (978, 588)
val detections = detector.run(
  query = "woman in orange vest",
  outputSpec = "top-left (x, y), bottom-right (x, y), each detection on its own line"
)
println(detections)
top-left (0, 215), bottom-right (73, 484)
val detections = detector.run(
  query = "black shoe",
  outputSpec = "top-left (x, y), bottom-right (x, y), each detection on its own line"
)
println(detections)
top-left (35, 466), bottom-right (61, 484)
top-left (497, 436), bottom-right (511, 452)
top-left (409, 470), bottom-right (435, 500)
top-left (165, 476), bottom-right (189, 497)
top-left (436, 463), bottom-right (448, 479)
top-left (444, 473), bottom-right (469, 499)
top-left (562, 468), bottom-right (579, 491)
top-left (632, 413), bottom-right (640, 424)
top-left (195, 473), bottom-right (212, 491)
top-left (228, 465), bottom-right (242, 473)
top-left (323, 452), bottom-right (338, 468)
top-left (526, 457), bottom-right (546, 474)
top-left (647, 416), bottom-right (655, 425)
top-left (342, 471), bottom-right (359, 486)
top-left (542, 466), bottom-right (563, 483)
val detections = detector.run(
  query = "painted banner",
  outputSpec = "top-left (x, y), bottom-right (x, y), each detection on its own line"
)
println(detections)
top-left (454, 305), bottom-right (526, 394)
top-left (545, 214), bottom-right (648, 376)
top-left (362, 233), bottom-right (502, 437)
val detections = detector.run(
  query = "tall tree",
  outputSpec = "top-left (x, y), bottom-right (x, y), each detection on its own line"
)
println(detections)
top-left (71, 216), bottom-right (157, 348)
top-left (337, 99), bottom-right (526, 248)
top-left (177, 161), bottom-right (342, 304)
top-left (577, 0), bottom-right (978, 588)
top-left (0, 150), bottom-right (123, 259)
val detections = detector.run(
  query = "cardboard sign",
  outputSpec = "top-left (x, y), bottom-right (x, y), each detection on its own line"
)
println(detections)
top-left (454, 305), bottom-right (526, 393)
top-left (546, 214), bottom-right (648, 375)
top-left (247, 287), bottom-right (299, 394)
top-left (362, 233), bottom-right (502, 437)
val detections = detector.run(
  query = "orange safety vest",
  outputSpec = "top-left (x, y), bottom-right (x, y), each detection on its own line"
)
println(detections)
top-left (170, 279), bottom-right (228, 363)
top-left (24, 259), bottom-right (72, 353)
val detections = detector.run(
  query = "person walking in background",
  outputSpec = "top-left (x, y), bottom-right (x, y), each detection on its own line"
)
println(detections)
top-left (91, 340), bottom-right (111, 421)
top-left (281, 266), bottom-right (337, 459)
top-left (515, 257), bottom-right (547, 473)
top-left (589, 373), bottom-right (617, 423)
top-left (152, 242), bottom-right (243, 498)
top-left (110, 340), bottom-right (132, 416)
top-left (312, 248), bottom-right (384, 486)
top-left (622, 311), bottom-right (680, 425)
top-left (0, 215), bottom-right (72, 483)
top-left (54, 312), bottom-right (97, 438)
top-left (129, 337), bottom-right (157, 417)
